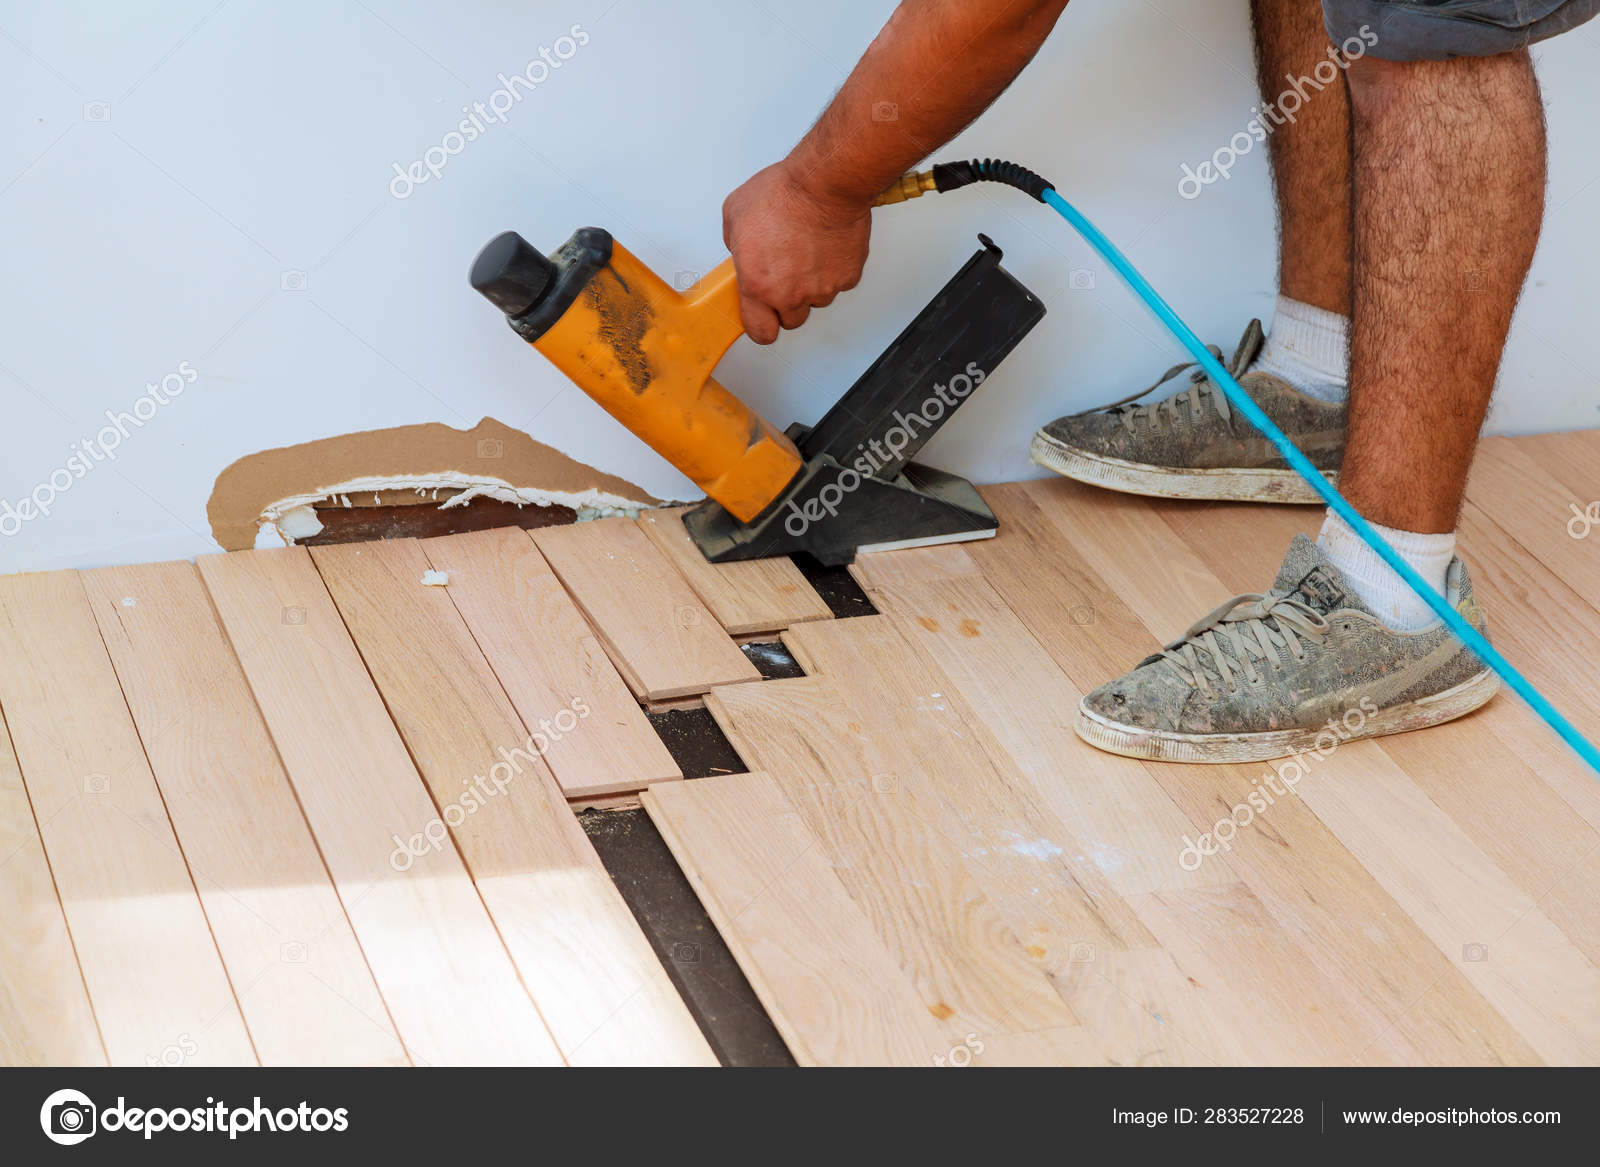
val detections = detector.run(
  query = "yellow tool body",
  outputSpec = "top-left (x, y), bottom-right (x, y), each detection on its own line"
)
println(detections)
top-left (471, 230), bottom-right (800, 523)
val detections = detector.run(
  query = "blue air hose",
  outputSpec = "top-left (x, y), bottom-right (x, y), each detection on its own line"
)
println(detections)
top-left (893, 158), bottom-right (1600, 778)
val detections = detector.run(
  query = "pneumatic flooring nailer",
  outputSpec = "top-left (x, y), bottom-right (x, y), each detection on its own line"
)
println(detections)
top-left (470, 160), bottom-right (1055, 565)
top-left (471, 154), bottom-right (1600, 781)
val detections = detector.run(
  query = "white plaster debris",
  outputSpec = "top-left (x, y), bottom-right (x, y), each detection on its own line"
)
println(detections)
top-left (275, 505), bottom-right (325, 541)
top-left (253, 472), bottom-right (656, 546)
top-left (419, 569), bottom-right (450, 587)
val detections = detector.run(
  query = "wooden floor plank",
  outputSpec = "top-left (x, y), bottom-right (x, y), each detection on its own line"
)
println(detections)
top-left (530, 518), bottom-right (759, 700)
top-left (310, 539), bottom-right (715, 1066)
top-left (196, 548), bottom-right (562, 1066)
top-left (0, 571), bottom-right (256, 1067)
top-left (82, 562), bottom-right (407, 1067)
top-left (783, 615), bottom-right (1384, 1064)
top-left (636, 507), bottom-right (832, 635)
top-left (0, 709), bottom-right (105, 1066)
top-left (1465, 436), bottom-right (1600, 607)
top-left (706, 675), bottom-right (1100, 1064)
top-left (1515, 431), bottom-right (1600, 518)
top-left (783, 617), bottom-right (1150, 968)
top-left (1023, 479), bottom-right (1600, 1063)
top-left (645, 771), bottom-right (959, 1066)
top-left (966, 483), bottom-right (1164, 685)
top-left (1456, 502), bottom-right (1600, 831)
top-left (419, 528), bottom-right (679, 798)
top-left (970, 482), bottom-right (1539, 1065)
top-left (851, 549), bottom-right (1230, 898)
top-left (839, 551), bottom-right (1425, 1065)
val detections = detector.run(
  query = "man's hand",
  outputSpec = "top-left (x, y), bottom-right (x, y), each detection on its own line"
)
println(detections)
top-left (722, 160), bottom-right (871, 345)
top-left (719, 0), bottom-right (1067, 344)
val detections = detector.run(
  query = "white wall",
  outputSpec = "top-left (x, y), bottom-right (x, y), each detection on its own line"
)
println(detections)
top-left (2, 0), bottom-right (1596, 574)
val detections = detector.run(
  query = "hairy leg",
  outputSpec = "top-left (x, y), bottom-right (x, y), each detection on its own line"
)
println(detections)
top-left (1250, 0), bottom-right (1353, 315)
top-left (1341, 51), bottom-right (1546, 533)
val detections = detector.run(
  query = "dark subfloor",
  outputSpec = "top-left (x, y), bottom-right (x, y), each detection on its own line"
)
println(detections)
top-left (580, 565), bottom-right (876, 1066)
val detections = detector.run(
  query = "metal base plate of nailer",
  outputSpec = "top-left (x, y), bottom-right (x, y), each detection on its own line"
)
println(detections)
top-left (683, 425), bottom-right (998, 566)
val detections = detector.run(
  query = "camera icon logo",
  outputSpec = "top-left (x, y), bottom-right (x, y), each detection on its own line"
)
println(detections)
top-left (281, 605), bottom-right (306, 626)
top-left (672, 270), bottom-right (702, 293)
top-left (40, 1088), bottom-right (97, 1146)
top-left (671, 941), bottom-right (701, 965)
top-left (871, 101), bottom-right (899, 122)
top-left (280, 270), bottom-right (308, 292)
top-left (1068, 268), bottom-right (1096, 291)
top-left (83, 101), bottom-right (111, 122)
top-left (476, 437), bottom-right (504, 459)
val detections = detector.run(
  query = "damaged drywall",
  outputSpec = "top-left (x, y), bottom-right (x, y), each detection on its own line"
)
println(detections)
top-left (207, 417), bottom-right (662, 550)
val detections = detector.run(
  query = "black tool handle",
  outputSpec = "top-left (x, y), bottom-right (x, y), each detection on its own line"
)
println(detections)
top-left (801, 235), bottom-right (1045, 481)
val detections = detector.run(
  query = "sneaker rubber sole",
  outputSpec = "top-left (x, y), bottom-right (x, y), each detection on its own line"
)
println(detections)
top-left (1030, 428), bottom-right (1336, 505)
top-left (1073, 668), bottom-right (1500, 764)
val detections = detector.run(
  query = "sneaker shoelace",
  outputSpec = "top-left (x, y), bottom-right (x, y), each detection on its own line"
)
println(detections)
top-left (1161, 592), bottom-right (1329, 695)
top-left (1105, 350), bottom-right (1233, 434)
top-left (1078, 319), bottom-right (1265, 434)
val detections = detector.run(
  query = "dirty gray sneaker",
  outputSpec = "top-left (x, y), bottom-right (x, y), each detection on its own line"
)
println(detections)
top-left (1030, 321), bottom-right (1344, 504)
top-left (1075, 535), bottom-right (1498, 763)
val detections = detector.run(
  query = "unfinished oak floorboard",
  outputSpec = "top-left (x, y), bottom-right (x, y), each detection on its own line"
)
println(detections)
top-left (0, 571), bottom-right (256, 1067)
top-left (530, 518), bottom-right (759, 700)
top-left (419, 528), bottom-right (679, 798)
top-left (197, 548), bottom-right (562, 1066)
top-left (969, 482), bottom-right (1159, 685)
top-left (819, 566), bottom-right (1396, 1065)
top-left (852, 548), bottom-right (1229, 898)
top-left (783, 617), bottom-right (1151, 970)
top-left (972, 483), bottom-right (1537, 1065)
top-left (1517, 430), bottom-right (1600, 508)
top-left (0, 709), bottom-right (104, 1066)
top-left (1457, 501), bottom-right (1600, 832)
top-left (644, 771), bottom-right (959, 1066)
top-left (636, 506), bottom-right (832, 635)
top-left (82, 562), bottom-right (407, 1067)
top-left (1033, 482), bottom-right (1600, 1063)
top-left (781, 617), bottom-right (1364, 1064)
top-left (706, 676), bottom-right (1098, 1064)
top-left (310, 540), bottom-right (714, 1066)
top-left (1466, 436), bottom-right (1600, 609)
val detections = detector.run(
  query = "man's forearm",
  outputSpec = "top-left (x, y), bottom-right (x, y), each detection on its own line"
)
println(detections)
top-left (786, 0), bottom-right (1070, 209)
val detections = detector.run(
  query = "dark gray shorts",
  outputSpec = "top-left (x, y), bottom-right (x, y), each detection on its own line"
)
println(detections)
top-left (1323, 0), bottom-right (1600, 59)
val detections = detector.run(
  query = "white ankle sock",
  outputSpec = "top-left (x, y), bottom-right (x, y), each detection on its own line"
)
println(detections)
top-left (1316, 511), bottom-right (1455, 631)
top-left (1252, 295), bottom-right (1349, 404)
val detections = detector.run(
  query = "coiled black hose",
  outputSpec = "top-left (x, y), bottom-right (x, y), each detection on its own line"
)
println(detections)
top-left (930, 158), bottom-right (1055, 201)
